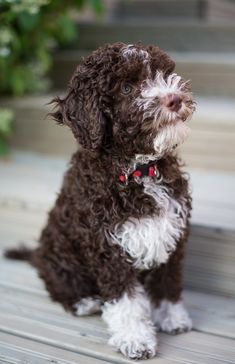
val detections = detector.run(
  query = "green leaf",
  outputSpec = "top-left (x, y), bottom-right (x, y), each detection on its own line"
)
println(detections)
top-left (73, 0), bottom-right (86, 10)
top-left (0, 107), bottom-right (13, 156)
top-left (54, 14), bottom-right (77, 44)
top-left (0, 0), bottom-right (104, 96)
top-left (9, 66), bottom-right (27, 95)
top-left (89, 0), bottom-right (103, 15)
top-left (0, 138), bottom-right (9, 156)
top-left (17, 11), bottom-right (40, 31)
top-left (0, 108), bottom-right (13, 136)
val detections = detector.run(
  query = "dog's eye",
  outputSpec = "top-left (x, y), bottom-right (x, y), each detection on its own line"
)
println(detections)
top-left (121, 83), bottom-right (132, 95)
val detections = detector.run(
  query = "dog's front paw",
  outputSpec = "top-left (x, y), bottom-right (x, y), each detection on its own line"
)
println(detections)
top-left (109, 333), bottom-right (158, 360)
top-left (161, 314), bottom-right (192, 335)
top-left (153, 300), bottom-right (192, 335)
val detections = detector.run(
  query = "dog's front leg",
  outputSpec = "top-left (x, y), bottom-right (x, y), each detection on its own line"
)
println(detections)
top-left (102, 283), bottom-right (158, 360)
top-left (146, 238), bottom-right (192, 334)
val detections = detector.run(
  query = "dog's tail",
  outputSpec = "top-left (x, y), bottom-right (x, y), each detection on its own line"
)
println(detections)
top-left (4, 245), bottom-right (34, 263)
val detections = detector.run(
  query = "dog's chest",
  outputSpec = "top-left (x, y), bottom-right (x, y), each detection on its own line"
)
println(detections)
top-left (112, 179), bottom-right (188, 269)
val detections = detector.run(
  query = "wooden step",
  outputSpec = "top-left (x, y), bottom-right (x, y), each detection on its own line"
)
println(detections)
top-left (0, 95), bottom-right (76, 157)
top-left (106, 0), bottom-right (235, 23)
top-left (180, 97), bottom-right (235, 172)
top-left (75, 22), bottom-right (235, 52)
top-left (0, 152), bottom-right (235, 297)
top-left (112, 0), bottom-right (205, 21)
top-left (1, 96), bottom-right (235, 172)
top-left (51, 50), bottom-right (235, 98)
top-left (0, 252), bottom-right (235, 364)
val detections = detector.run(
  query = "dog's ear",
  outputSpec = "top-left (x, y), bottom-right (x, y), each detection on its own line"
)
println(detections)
top-left (50, 68), bottom-right (106, 152)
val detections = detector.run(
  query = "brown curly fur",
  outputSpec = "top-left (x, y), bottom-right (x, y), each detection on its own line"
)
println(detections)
top-left (5, 42), bottom-right (193, 313)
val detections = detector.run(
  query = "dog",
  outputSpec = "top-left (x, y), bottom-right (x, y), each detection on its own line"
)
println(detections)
top-left (5, 42), bottom-right (195, 360)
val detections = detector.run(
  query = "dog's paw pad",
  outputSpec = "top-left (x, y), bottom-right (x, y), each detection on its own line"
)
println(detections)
top-left (74, 297), bottom-right (102, 316)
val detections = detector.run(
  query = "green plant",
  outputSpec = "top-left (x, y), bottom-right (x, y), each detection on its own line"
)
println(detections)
top-left (0, 0), bottom-right (103, 96)
top-left (0, 108), bottom-right (13, 155)
top-left (0, 0), bottom-right (102, 155)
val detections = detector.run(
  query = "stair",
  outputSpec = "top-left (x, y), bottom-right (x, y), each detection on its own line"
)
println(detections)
top-left (0, 253), bottom-right (235, 363)
top-left (52, 50), bottom-right (235, 98)
top-left (75, 22), bottom-right (235, 53)
top-left (51, 1), bottom-right (235, 98)
top-left (112, 0), bottom-right (206, 21)
top-left (0, 95), bottom-right (76, 157)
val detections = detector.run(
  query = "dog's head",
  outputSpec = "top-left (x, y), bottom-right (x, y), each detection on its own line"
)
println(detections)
top-left (51, 42), bottom-right (195, 158)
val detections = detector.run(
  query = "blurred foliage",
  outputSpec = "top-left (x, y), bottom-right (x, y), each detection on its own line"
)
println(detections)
top-left (0, 0), bottom-right (103, 96)
top-left (0, 0), bottom-right (103, 155)
top-left (0, 108), bottom-right (13, 155)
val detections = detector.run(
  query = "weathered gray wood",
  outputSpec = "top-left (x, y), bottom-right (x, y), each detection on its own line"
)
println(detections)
top-left (1, 275), bottom-right (235, 341)
top-left (76, 22), bottom-right (235, 53)
top-left (1, 255), bottom-right (235, 340)
top-left (1, 240), bottom-right (235, 363)
top-left (184, 224), bottom-right (235, 296)
top-left (184, 290), bottom-right (235, 339)
top-left (0, 96), bottom-right (76, 156)
top-left (0, 332), bottom-right (108, 364)
top-left (0, 301), bottom-right (235, 364)
top-left (208, 0), bottom-right (235, 23)
top-left (113, 0), bottom-right (204, 20)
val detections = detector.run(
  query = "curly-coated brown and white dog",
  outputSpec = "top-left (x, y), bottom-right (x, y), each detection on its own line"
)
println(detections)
top-left (6, 42), bottom-right (196, 360)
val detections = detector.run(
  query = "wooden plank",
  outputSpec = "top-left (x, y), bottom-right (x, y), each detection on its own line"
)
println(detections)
top-left (0, 332), bottom-right (108, 364)
top-left (183, 224), bottom-right (235, 296)
top-left (114, 0), bottom-right (202, 20)
top-left (1, 280), bottom-right (235, 341)
top-left (76, 22), bottom-right (235, 53)
top-left (1, 255), bottom-right (235, 363)
top-left (0, 309), bottom-right (234, 364)
top-left (184, 290), bottom-right (235, 339)
top-left (1, 256), bottom-right (235, 340)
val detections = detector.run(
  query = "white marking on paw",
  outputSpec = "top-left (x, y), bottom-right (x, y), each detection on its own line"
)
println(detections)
top-left (152, 300), bottom-right (192, 334)
top-left (74, 297), bottom-right (102, 316)
top-left (102, 284), bottom-right (158, 359)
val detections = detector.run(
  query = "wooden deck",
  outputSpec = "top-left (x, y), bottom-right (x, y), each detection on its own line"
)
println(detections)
top-left (1, 256), bottom-right (235, 364)
top-left (0, 152), bottom-right (235, 363)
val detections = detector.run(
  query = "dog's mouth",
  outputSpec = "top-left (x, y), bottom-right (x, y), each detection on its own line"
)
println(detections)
top-left (153, 119), bottom-right (190, 156)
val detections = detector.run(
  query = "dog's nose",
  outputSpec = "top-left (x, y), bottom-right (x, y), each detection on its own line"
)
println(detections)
top-left (162, 94), bottom-right (182, 112)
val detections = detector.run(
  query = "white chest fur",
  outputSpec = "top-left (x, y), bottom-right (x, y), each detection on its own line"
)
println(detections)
top-left (111, 179), bottom-right (188, 269)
